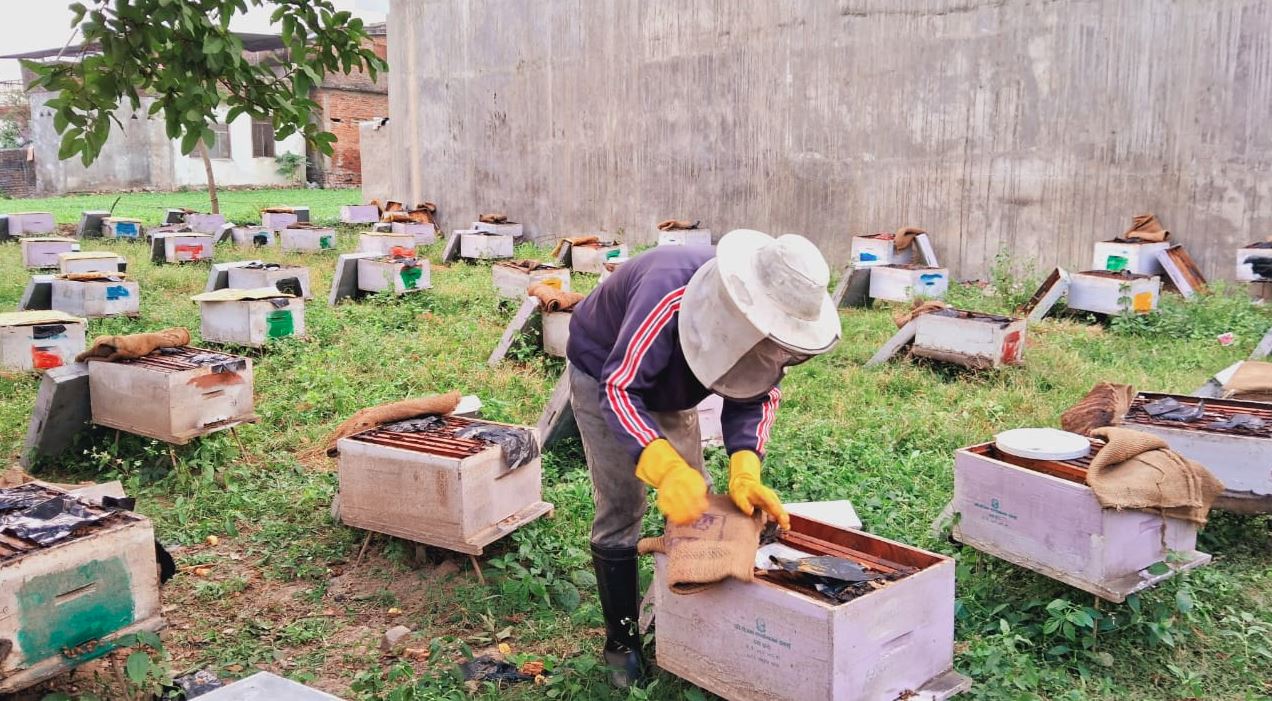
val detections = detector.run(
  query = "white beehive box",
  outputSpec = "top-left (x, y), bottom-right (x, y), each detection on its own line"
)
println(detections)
top-left (229, 227), bottom-right (275, 249)
top-left (340, 204), bottom-right (380, 224)
top-left (850, 234), bottom-right (914, 268)
top-left (1092, 240), bottom-right (1171, 276)
top-left (358, 231), bottom-right (416, 255)
top-left (227, 264), bottom-right (312, 299)
top-left (6, 212), bottom-right (56, 235)
top-left (598, 259), bottom-right (626, 285)
top-left (458, 231), bottom-right (515, 260)
top-left (868, 265), bottom-right (949, 302)
top-left (356, 256), bottom-right (430, 295)
top-left (88, 346), bottom-right (257, 444)
top-left (542, 310), bottom-right (571, 357)
top-left (657, 229), bottom-right (712, 246)
top-left (261, 210), bottom-right (299, 230)
top-left (183, 213), bottom-right (226, 234)
top-left (1066, 271), bottom-right (1160, 315)
top-left (952, 442), bottom-right (1210, 601)
top-left (21, 238), bottom-right (78, 269)
top-left (0, 310), bottom-right (86, 372)
top-left (492, 262), bottom-right (571, 299)
top-left (161, 234), bottom-right (214, 263)
top-left (653, 515), bottom-right (968, 701)
top-left (912, 309), bottom-right (1026, 370)
top-left (0, 485), bottom-right (162, 695)
top-left (473, 220), bottom-right (523, 238)
top-left (570, 243), bottom-right (626, 274)
top-left (337, 417), bottom-right (553, 554)
top-left (50, 278), bottom-right (140, 318)
top-left (390, 221), bottom-right (437, 245)
top-left (280, 227), bottom-right (336, 252)
top-left (58, 251), bottom-right (123, 275)
top-left (102, 217), bottom-right (143, 240)
top-left (1235, 243), bottom-right (1272, 282)
top-left (193, 288), bottom-right (305, 348)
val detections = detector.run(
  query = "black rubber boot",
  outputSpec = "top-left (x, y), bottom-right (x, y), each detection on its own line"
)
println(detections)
top-left (591, 543), bottom-right (645, 689)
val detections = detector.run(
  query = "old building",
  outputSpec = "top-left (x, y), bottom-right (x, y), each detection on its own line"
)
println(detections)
top-left (308, 23), bottom-right (388, 188)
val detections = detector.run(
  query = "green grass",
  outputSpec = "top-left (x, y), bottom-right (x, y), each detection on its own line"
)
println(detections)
top-left (1, 187), bottom-right (360, 227)
top-left (1, 192), bottom-right (1269, 700)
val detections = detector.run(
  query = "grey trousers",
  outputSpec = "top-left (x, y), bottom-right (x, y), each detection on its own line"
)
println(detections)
top-left (570, 366), bottom-right (707, 550)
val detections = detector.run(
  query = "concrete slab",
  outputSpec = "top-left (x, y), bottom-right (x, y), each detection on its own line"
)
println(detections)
top-left (487, 296), bottom-right (541, 366)
top-left (77, 210), bottom-right (111, 238)
top-left (22, 362), bottom-right (92, 468)
top-left (865, 320), bottom-right (918, 367)
top-left (536, 366), bottom-right (578, 449)
top-left (831, 266), bottom-right (872, 309)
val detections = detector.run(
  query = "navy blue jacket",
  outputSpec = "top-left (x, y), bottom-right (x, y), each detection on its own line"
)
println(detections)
top-left (567, 246), bottom-right (781, 462)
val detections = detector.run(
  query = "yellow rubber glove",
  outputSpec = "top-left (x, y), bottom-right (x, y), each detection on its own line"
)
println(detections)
top-left (635, 439), bottom-right (708, 525)
top-left (728, 451), bottom-right (791, 530)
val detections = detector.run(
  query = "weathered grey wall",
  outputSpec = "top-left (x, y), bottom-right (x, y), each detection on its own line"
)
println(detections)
top-left (29, 92), bottom-right (173, 195)
top-left (386, 0), bottom-right (1272, 280)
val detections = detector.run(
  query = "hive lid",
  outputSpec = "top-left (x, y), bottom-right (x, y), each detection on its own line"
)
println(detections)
top-left (60, 251), bottom-right (120, 261)
top-left (20, 236), bottom-right (75, 243)
top-left (0, 310), bottom-right (86, 327)
top-left (995, 428), bottom-right (1091, 461)
top-left (191, 287), bottom-right (294, 302)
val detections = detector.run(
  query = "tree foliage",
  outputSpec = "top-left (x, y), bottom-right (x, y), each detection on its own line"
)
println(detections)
top-left (23, 0), bottom-right (386, 166)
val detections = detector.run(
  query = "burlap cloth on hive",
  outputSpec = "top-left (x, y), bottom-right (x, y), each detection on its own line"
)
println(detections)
top-left (76, 327), bottom-right (190, 363)
top-left (1221, 360), bottom-right (1272, 402)
top-left (1122, 214), bottom-right (1170, 243)
top-left (892, 299), bottom-right (949, 328)
top-left (529, 283), bottom-right (586, 312)
top-left (638, 494), bottom-right (764, 594)
top-left (657, 219), bottom-right (700, 231)
top-left (479, 213), bottom-right (509, 224)
top-left (1060, 382), bottom-right (1135, 436)
top-left (893, 226), bottom-right (926, 251)
top-left (550, 235), bottom-right (601, 259)
top-left (1087, 427), bottom-right (1224, 525)
top-left (318, 391), bottom-right (462, 457)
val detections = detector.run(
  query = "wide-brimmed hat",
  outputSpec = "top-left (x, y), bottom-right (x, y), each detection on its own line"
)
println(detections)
top-left (679, 230), bottom-right (841, 393)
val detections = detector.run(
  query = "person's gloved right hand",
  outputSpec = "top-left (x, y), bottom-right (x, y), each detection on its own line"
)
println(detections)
top-left (635, 438), bottom-right (708, 525)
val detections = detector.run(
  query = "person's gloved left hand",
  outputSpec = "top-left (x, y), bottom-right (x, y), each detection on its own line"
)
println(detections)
top-left (728, 450), bottom-right (791, 530)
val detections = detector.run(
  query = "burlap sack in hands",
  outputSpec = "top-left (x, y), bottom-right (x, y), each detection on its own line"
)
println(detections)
top-left (638, 494), bottom-right (764, 594)
top-left (1060, 382), bottom-right (1135, 436)
top-left (892, 299), bottom-right (949, 328)
top-left (319, 391), bottom-right (463, 457)
top-left (528, 283), bottom-right (586, 312)
top-left (479, 213), bottom-right (509, 224)
top-left (1221, 360), bottom-right (1272, 402)
top-left (1122, 214), bottom-right (1170, 242)
top-left (893, 226), bottom-right (926, 251)
top-left (1087, 427), bottom-right (1224, 525)
top-left (76, 327), bottom-right (190, 363)
top-left (657, 219), bottom-right (700, 232)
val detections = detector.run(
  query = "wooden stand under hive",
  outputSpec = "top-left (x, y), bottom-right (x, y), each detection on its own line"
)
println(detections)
top-left (951, 441), bottom-right (1210, 601)
top-left (0, 484), bottom-right (163, 695)
top-left (336, 416), bottom-right (552, 555)
top-left (652, 515), bottom-right (968, 701)
top-left (88, 347), bottom-right (258, 445)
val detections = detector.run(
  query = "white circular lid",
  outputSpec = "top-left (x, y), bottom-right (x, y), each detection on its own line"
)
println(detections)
top-left (995, 428), bottom-right (1091, 461)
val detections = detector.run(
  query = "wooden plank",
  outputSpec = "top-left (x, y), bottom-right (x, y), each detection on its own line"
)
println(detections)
top-left (440, 231), bottom-right (462, 263)
top-left (1250, 327), bottom-right (1272, 360)
top-left (865, 320), bottom-right (918, 367)
top-left (913, 233), bottom-right (939, 267)
top-left (1156, 245), bottom-right (1207, 298)
top-left (536, 367), bottom-right (578, 448)
top-left (487, 297), bottom-right (541, 367)
top-left (1021, 267), bottom-right (1070, 322)
top-left (830, 266), bottom-right (872, 309)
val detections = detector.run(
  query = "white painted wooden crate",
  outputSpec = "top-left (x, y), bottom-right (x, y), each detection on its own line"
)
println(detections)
top-left (570, 243), bottom-right (626, 274)
top-left (912, 310), bottom-right (1026, 369)
top-left (102, 217), bottom-right (143, 240)
top-left (51, 278), bottom-right (140, 318)
top-left (261, 210), bottom-right (300, 230)
top-left (952, 442), bottom-right (1210, 601)
top-left (88, 346), bottom-right (257, 444)
top-left (1066, 271), bottom-right (1160, 315)
top-left (356, 257), bottom-right (430, 295)
top-left (340, 204), bottom-right (381, 224)
top-left (58, 252), bottom-right (123, 275)
top-left (280, 227), bottom-right (337, 252)
top-left (357, 232), bottom-right (416, 255)
top-left (337, 418), bottom-right (553, 555)
top-left (183, 213), bottom-right (226, 234)
top-left (458, 231), bottom-right (515, 260)
top-left (473, 221), bottom-right (524, 238)
top-left (868, 265), bottom-right (949, 302)
top-left (229, 227), bottom-right (275, 249)
top-left (1091, 240), bottom-right (1171, 276)
top-left (162, 234), bottom-right (214, 263)
top-left (0, 488), bottom-right (162, 695)
top-left (196, 295), bottom-right (305, 348)
top-left (657, 229), bottom-right (712, 247)
top-left (653, 516), bottom-right (968, 701)
top-left (390, 221), bottom-right (437, 245)
top-left (492, 263), bottom-right (571, 299)
top-left (21, 238), bottom-right (78, 269)
top-left (542, 310), bottom-right (571, 357)
top-left (0, 311), bottom-right (86, 372)
top-left (6, 212), bottom-right (56, 235)
top-left (850, 234), bottom-right (913, 267)
top-left (1235, 243), bottom-right (1272, 282)
top-left (227, 264), bottom-right (312, 299)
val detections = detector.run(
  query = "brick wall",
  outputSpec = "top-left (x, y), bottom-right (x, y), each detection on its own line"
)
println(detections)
top-left (312, 34), bottom-right (388, 187)
top-left (0, 147), bottom-right (35, 198)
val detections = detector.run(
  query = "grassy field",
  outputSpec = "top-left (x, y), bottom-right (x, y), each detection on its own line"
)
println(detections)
top-left (0, 192), bottom-right (1269, 700)
top-left (1, 187), bottom-right (360, 228)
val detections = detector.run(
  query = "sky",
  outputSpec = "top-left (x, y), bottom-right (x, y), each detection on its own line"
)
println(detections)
top-left (0, 0), bottom-right (388, 81)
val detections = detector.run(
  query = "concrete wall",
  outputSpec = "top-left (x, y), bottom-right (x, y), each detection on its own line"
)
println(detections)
top-left (29, 92), bottom-right (172, 195)
top-left (359, 118), bottom-right (392, 202)
top-left (169, 109), bottom-right (305, 189)
top-left (385, 0), bottom-right (1272, 281)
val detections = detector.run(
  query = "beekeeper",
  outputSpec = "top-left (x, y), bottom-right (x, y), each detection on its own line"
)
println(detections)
top-left (565, 229), bottom-right (842, 687)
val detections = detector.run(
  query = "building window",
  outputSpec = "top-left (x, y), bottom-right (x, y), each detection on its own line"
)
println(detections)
top-left (197, 122), bottom-right (231, 159)
top-left (252, 120), bottom-right (276, 158)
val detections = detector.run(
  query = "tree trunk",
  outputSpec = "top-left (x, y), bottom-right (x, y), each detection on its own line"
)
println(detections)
top-left (197, 140), bottom-right (220, 214)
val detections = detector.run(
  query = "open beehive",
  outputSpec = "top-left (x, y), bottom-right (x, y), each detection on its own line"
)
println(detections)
top-left (0, 311), bottom-right (86, 372)
top-left (88, 347), bottom-right (257, 444)
top-left (336, 416), bottom-right (552, 555)
top-left (21, 238), bottom-right (78, 269)
top-left (50, 275), bottom-right (139, 318)
top-left (1122, 392), bottom-right (1272, 513)
top-left (912, 308), bottom-right (1026, 370)
top-left (952, 440), bottom-right (1210, 601)
top-left (1066, 270), bottom-right (1159, 315)
top-left (653, 515), bottom-right (967, 701)
top-left (473, 220), bottom-right (523, 238)
top-left (193, 288), bottom-right (305, 349)
top-left (492, 261), bottom-right (571, 299)
top-left (228, 227), bottom-right (275, 249)
top-left (357, 255), bottom-right (430, 295)
top-left (0, 484), bottom-right (162, 695)
top-left (868, 264), bottom-right (949, 302)
top-left (280, 225), bottom-right (336, 252)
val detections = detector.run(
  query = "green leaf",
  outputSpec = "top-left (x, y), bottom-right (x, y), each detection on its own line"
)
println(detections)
top-left (1093, 651), bottom-right (1114, 667)
top-left (998, 618), bottom-right (1010, 635)
top-left (550, 579), bottom-right (581, 612)
top-left (1175, 589), bottom-right (1194, 614)
top-left (203, 36), bottom-right (225, 55)
top-left (1045, 644), bottom-right (1071, 656)
top-left (1145, 562), bottom-right (1171, 576)
top-left (124, 651), bottom-right (151, 684)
